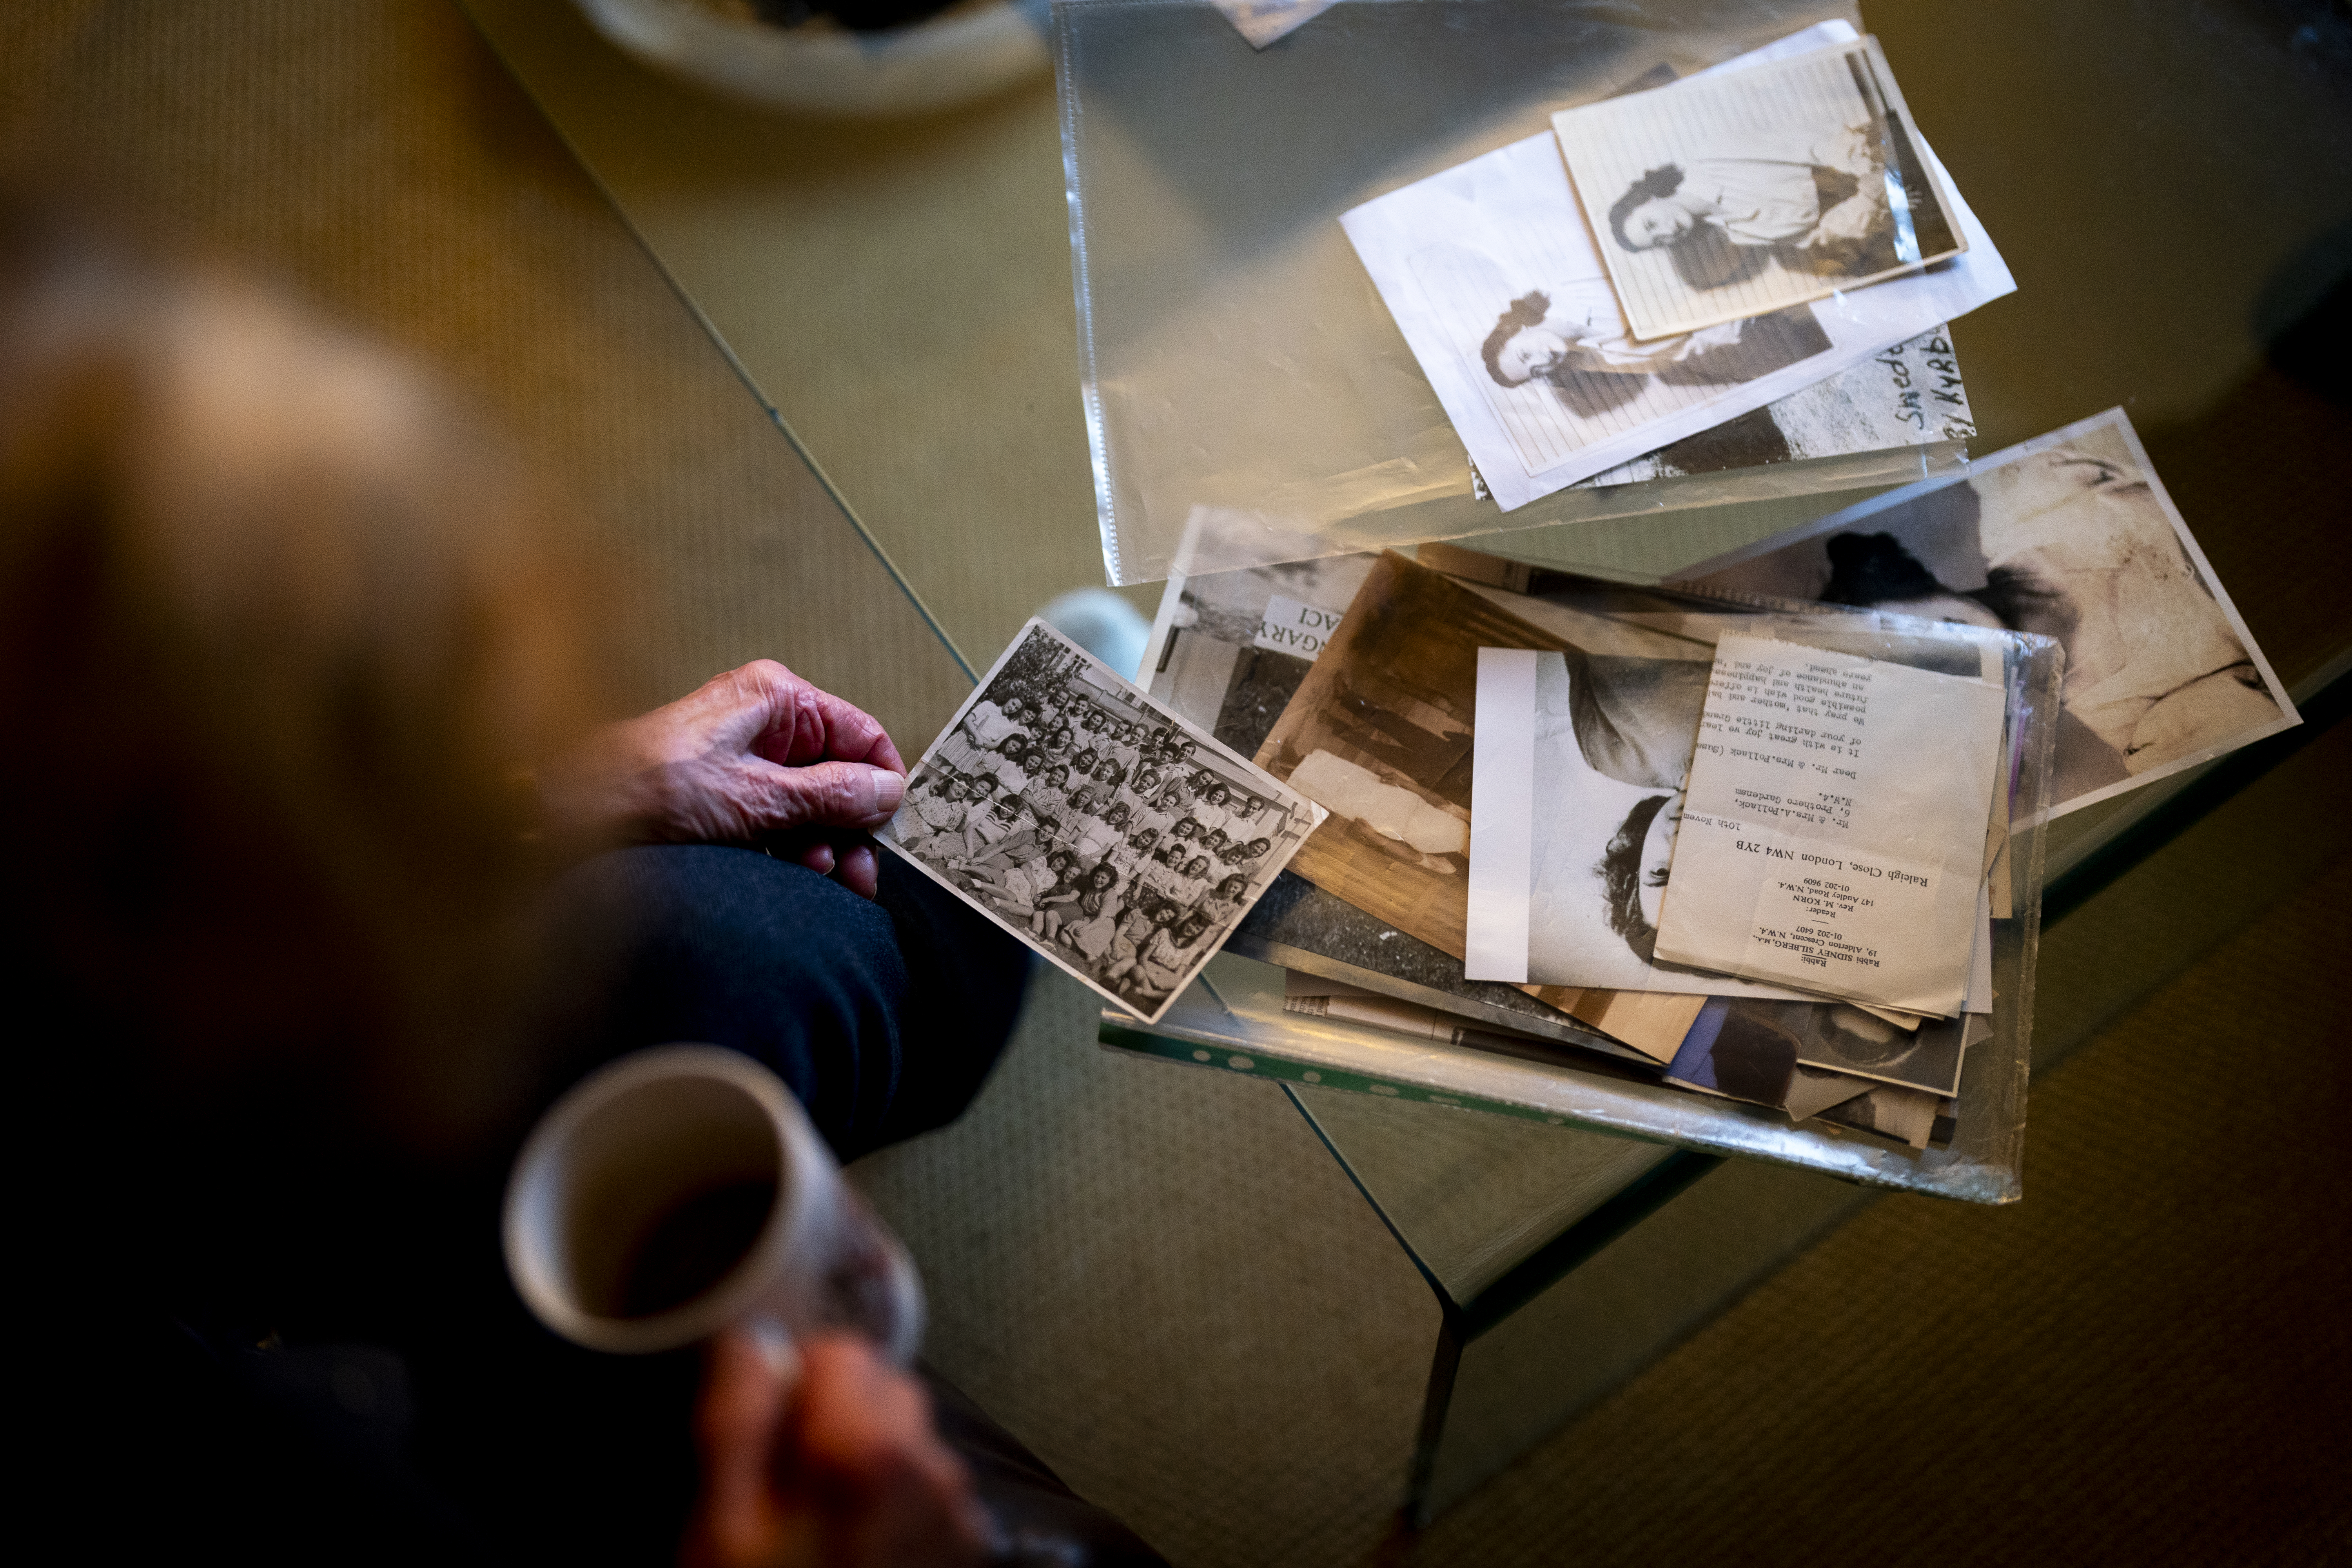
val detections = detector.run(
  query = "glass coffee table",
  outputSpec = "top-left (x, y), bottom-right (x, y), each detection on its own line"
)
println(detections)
top-left (463, 0), bottom-right (2352, 1521)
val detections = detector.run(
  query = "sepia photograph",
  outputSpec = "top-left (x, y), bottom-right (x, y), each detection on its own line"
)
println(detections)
top-left (1674, 407), bottom-right (2300, 815)
top-left (1252, 552), bottom-right (1571, 961)
top-left (1554, 34), bottom-right (1968, 341)
top-left (879, 620), bottom-right (1323, 1023)
top-left (1339, 22), bottom-right (2009, 510)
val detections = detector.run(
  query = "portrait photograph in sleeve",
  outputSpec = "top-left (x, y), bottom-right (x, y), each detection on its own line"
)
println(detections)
top-left (1554, 35), bottom-right (1967, 340)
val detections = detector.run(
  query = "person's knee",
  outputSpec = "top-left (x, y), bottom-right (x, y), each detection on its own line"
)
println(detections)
top-left (537, 846), bottom-right (909, 1147)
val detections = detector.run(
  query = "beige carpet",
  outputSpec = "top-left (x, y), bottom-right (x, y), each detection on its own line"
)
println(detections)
top-left (0, 0), bottom-right (975, 748)
top-left (10, 5), bottom-right (2348, 1564)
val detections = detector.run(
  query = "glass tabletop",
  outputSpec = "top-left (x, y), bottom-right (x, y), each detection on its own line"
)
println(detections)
top-left (464, 0), bottom-right (2352, 1276)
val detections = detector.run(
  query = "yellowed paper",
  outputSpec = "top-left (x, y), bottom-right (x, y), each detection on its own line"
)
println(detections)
top-left (1652, 633), bottom-right (2002, 1015)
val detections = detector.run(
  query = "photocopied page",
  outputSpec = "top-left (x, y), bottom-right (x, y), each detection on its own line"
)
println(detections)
top-left (1554, 35), bottom-right (1969, 341)
top-left (1338, 22), bottom-right (2010, 510)
top-left (1651, 632), bottom-right (2004, 1016)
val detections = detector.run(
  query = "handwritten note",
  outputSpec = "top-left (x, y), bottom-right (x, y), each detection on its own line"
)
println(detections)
top-left (1873, 329), bottom-right (1974, 443)
top-left (1652, 634), bottom-right (2003, 1015)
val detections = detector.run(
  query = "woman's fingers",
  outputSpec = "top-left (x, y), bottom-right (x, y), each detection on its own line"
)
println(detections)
top-left (684, 1330), bottom-right (804, 1568)
top-left (832, 841), bottom-right (881, 901)
top-left (743, 758), bottom-right (906, 834)
top-left (723, 660), bottom-right (905, 773)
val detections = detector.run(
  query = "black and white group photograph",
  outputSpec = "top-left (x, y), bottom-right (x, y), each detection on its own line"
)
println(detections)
top-left (881, 620), bottom-right (1323, 1022)
top-left (1554, 35), bottom-right (1967, 340)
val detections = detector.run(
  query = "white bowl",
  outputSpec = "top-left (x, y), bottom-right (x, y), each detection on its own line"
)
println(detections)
top-left (576, 0), bottom-right (1052, 119)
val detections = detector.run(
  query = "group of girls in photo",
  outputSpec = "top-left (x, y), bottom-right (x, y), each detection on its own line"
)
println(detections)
top-left (893, 669), bottom-right (1286, 1010)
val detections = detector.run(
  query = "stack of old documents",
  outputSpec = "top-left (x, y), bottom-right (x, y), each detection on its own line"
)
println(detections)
top-left (1127, 417), bottom-right (2292, 1148)
top-left (1340, 20), bottom-right (1999, 517)
top-left (873, 18), bottom-right (2299, 1155)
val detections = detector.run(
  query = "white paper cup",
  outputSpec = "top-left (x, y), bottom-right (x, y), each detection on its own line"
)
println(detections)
top-left (503, 1044), bottom-right (922, 1361)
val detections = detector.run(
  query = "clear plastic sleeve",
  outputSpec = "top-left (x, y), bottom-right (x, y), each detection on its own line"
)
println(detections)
top-left (1112, 548), bottom-right (2060, 1201)
top-left (1055, 0), bottom-right (2007, 584)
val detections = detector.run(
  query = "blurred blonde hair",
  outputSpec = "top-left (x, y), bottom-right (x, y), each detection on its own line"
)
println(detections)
top-left (0, 199), bottom-right (618, 1150)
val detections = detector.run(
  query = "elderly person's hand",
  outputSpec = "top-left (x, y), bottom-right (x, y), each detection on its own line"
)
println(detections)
top-left (682, 1329), bottom-right (990, 1568)
top-left (539, 661), bottom-right (906, 898)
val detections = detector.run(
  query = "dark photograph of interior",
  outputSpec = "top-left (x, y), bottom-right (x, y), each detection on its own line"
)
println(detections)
top-left (7, 2), bottom-right (2346, 1565)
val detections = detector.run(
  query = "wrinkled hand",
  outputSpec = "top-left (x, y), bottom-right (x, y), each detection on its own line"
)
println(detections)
top-left (539, 661), bottom-right (906, 898)
top-left (682, 1330), bottom-right (990, 1568)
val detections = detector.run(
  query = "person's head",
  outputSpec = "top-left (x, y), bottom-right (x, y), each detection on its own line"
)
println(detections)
top-left (1130, 826), bottom-right (1159, 853)
top-left (1087, 863), bottom-right (1119, 893)
top-left (1173, 913), bottom-right (1210, 947)
top-left (997, 733), bottom-right (1029, 762)
top-left (1204, 782), bottom-right (1229, 808)
top-left (1082, 710), bottom-right (1103, 733)
top-left (1104, 800), bottom-right (1131, 828)
top-left (0, 198), bottom-right (615, 1153)
top-left (940, 775), bottom-right (969, 802)
top-left (1241, 795), bottom-right (1262, 816)
top-left (998, 694), bottom-right (1025, 720)
top-left (1596, 793), bottom-right (1678, 962)
top-left (1046, 848), bottom-right (1076, 879)
top-left (1072, 746), bottom-right (1098, 773)
top-left (972, 773), bottom-right (1001, 798)
top-left (1821, 532), bottom-right (2004, 629)
top-left (1149, 899), bottom-right (1180, 927)
top-left (1045, 763), bottom-right (1071, 789)
top-left (1093, 759), bottom-right (1123, 787)
top-left (1479, 291), bottom-right (1567, 388)
top-left (1206, 828), bottom-right (1230, 852)
top-left (1606, 164), bottom-right (1692, 251)
top-left (1156, 786), bottom-right (1183, 811)
top-left (1245, 837), bottom-right (1270, 858)
top-left (1031, 813), bottom-right (1059, 838)
top-left (992, 793), bottom-right (1026, 824)
top-left (1185, 856), bottom-right (1210, 879)
top-left (1174, 816), bottom-right (1201, 839)
top-left (1216, 873), bottom-right (1247, 899)
top-left (1136, 766), bottom-right (1162, 795)
top-left (1067, 783), bottom-right (1097, 815)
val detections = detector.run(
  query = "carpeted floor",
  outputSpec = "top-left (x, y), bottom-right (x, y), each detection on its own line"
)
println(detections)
top-left (9, 4), bottom-right (2347, 1564)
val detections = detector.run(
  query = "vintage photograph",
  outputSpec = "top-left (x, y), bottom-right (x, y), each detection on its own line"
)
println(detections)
top-left (1252, 552), bottom-right (1571, 962)
top-left (1465, 647), bottom-right (1825, 1002)
top-left (1339, 23), bottom-right (2009, 510)
top-left (1669, 998), bottom-right (1966, 1129)
top-left (1140, 534), bottom-right (1378, 760)
top-left (1554, 34), bottom-right (1967, 341)
top-left (1674, 408), bottom-right (2300, 815)
top-left (1574, 324), bottom-right (1975, 489)
top-left (1140, 534), bottom-right (1684, 1053)
top-left (1666, 1000), bottom-right (1873, 1120)
top-left (879, 619), bottom-right (1324, 1023)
